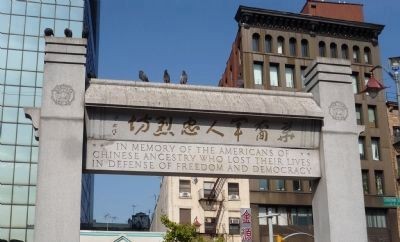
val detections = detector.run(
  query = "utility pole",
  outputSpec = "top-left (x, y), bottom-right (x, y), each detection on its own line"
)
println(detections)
top-left (389, 57), bottom-right (400, 112)
top-left (104, 213), bottom-right (111, 231)
top-left (258, 208), bottom-right (280, 242)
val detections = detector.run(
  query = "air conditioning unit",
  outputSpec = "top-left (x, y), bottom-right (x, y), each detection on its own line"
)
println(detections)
top-left (179, 192), bottom-right (191, 198)
top-left (230, 218), bottom-right (240, 224)
top-left (228, 194), bottom-right (240, 200)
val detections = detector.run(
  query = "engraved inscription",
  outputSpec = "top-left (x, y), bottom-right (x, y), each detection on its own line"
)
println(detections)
top-left (51, 84), bottom-right (75, 106)
top-left (86, 140), bottom-right (321, 179)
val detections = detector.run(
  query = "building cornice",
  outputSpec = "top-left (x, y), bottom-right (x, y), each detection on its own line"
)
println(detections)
top-left (235, 5), bottom-right (384, 45)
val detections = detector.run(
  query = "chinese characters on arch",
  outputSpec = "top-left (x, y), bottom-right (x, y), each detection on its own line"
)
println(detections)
top-left (86, 109), bottom-right (321, 179)
top-left (91, 110), bottom-right (320, 149)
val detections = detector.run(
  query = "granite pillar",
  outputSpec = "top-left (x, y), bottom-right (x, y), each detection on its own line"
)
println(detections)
top-left (34, 37), bottom-right (87, 242)
top-left (305, 58), bottom-right (368, 242)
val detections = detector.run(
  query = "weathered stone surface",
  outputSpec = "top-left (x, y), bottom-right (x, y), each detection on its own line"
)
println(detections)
top-left (307, 58), bottom-right (368, 242)
top-left (86, 140), bottom-right (321, 179)
top-left (85, 80), bottom-right (324, 119)
top-left (34, 37), bottom-right (87, 242)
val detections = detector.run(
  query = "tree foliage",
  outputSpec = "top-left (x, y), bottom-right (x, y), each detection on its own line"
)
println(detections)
top-left (161, 215), bottom-right (198, 242)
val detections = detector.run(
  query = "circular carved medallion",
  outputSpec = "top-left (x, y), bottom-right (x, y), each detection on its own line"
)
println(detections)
top-left (51, 84), bottom-right (75, 106)
top-left (329, 101), bottom-right (348, 121)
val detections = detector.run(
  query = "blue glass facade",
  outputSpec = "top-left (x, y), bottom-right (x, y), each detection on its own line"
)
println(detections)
top-left (0, 0), bottom-right (99, 241)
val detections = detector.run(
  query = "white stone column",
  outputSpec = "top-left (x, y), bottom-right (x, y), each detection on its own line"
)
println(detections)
top-left (305, 58), bottom-right (368, 242)
top-left (34, 37), bottom-right (87, 242)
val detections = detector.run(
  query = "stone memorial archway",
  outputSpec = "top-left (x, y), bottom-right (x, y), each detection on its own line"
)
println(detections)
top-left (25, 37), bottom-right (367, 242)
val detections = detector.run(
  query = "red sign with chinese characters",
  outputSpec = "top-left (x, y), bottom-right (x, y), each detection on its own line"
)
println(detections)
top-left (240, 208), bottom-right (252, 242)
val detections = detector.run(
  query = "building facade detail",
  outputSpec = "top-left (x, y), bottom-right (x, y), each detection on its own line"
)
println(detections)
top-left (220, 2), bottom-right (398, 242)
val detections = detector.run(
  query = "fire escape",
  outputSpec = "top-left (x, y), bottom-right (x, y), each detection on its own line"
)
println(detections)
top-left (199, 178), bottom-right (227, 235)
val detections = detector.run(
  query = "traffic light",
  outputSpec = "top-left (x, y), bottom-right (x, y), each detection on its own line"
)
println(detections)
top-left (274, 234), bottom-right (284, 242)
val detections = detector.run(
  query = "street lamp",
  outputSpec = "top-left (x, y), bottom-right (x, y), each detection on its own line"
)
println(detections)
top-left (388, 57), bottom-right (400, 150)
top-left (258, 208), bottom-right (280, 242)
top-left (389, 57), bottom-right (400, 106)
top-left (360, 65), bottom-right (387, 98)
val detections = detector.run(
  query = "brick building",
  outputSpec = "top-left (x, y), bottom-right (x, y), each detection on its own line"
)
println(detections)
top-left (219, 1), bottom-right (399, 241)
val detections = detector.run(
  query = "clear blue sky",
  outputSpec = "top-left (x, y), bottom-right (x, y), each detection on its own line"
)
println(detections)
top-left (94, 0), bottom-right (400, 223)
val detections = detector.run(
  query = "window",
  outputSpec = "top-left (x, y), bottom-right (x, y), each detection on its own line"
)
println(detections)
top-left (269, 64), bottom-right (279, 87)
top-left (366, 209), bottom-right (387, 228)
top-left (259, 179), bottom-right (269, 191)
top-left (351, 73), bottom-right (359, 94)
top-left (179, 208), bottom-right (191, 225)
top-left (318, 41), bottom-right (326, 57)
top-left (362, 170), bottom-right (369, 194)
top-left (277, 36), bottom-right (284, 54)
top-left (3, 107), bottom-right (18, 122)
top-left (204, 217), bottom-right (216, 234)
top-left (259, 207), bottom-right (288, 225)
top-left (393, 126), bottom-right (400, 138)
top-left (375, 171), bottom-right (384, 195)
top-left (260, 207), bottom-right (313, 226)
top-left (359, 137), bottom-right (366, 160)
top-left (285, 65), bottom-right (295, 88)
top-left (275, 179), bottom-right (285, 191)
top-left (71, 7), bottom-right (84, 21)
top-left (293, 180), bottom-right (302, 191)
top-left (265, 35), bottom-right (272, 53)
top-left (353, 46), bottom-right (360, 62)
top-left (364, 47), bottom-right (371, 64)
top-left (330, 43), bottom-right (337, 58)
top-left (364, 73), bottom-right (371, 87)
top-left (179, 180), bottom-right (191, 197)
top-left (290, 207), bottom-right (313, 226)
top-left (355, 104), bottom-right (363, 125)
top-left (10, 15), bottom-right (25, 35)
top-left (203, 181), bottom-right (214, 197)
top-left (341, 44), bottom-right (349, 59)
top-left (289, 38), bottom-right (296, 56)
top-left (253, 62), bottom-right (263, 85)
top-left (371, 138), bottom-right (380, 161)
top-left (228, 183), bottom-right (239, 200)
top-left (229, 217), bottom-right (240, 235)
top-left (368, 106), bottom-right (377, 128)
top-left (301, 39), bottom-right (309, 57)
top-left (252, 33), bottom-right (260, 52)
top-left (397, 155), bottom-right (400, 177)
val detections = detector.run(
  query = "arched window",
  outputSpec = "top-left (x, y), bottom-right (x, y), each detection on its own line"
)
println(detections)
top-left (353, 46), bottom-right (360, 63)
top-left (318, 41), bottom-right (326, 57)
top-left (341, 44), bottom-right (349, 59)
top-left (301, 39), bottom-right (309, 57)
top-left (330, 43), bottom-right (337, 58)
top-left (364, 47), bottom-right (372, 64)
top-left (265, 35), bottom-right (272, 53)
top-left (289, 38), bottom-right (297, 56)
top-left (277, 36), bottom-right (284, 54)
top-left (252, 33), bottom-right (260, 52)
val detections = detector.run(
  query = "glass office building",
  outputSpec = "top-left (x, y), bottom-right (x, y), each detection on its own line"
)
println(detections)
top-left (0, 0), bottom-right (99, 241)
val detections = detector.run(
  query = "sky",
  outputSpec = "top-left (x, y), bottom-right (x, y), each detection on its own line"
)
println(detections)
top-left (94, 0), bottom-right (400, 223)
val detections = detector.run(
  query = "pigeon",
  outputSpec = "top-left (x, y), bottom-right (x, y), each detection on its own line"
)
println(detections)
top-left (163, 70), bottom-right (170, 83)
top-left (82, 27), bottom-right (89, 38)
top-left (180, 70), bottom-right (188, 84)
top-left (44, 28), bottom-right (54, 37)
top-left (64, 28), bottom-right (73, 38)
top-left (139, 70), bottom-right (149, 82)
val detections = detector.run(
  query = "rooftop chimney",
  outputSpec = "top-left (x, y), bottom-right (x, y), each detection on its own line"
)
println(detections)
top-left (301, 0), bottom-right (364, 22)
